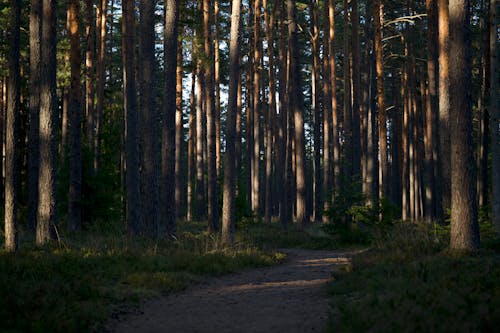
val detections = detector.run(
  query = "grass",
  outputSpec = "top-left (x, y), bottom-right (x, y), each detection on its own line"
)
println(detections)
top-left (0, 223), bottom-right (283, 333)
top-left (326, 221), bottom-right (500, 332)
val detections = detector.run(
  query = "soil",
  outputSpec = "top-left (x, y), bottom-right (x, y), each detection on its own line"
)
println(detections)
top-left (106, 249), bottom-right (352, 333)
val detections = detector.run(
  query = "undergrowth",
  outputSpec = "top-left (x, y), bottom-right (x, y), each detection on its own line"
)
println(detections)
top-left (326, 221), bottom-right (500, 332)
top-left (0, 224), bottom-right (282, 333)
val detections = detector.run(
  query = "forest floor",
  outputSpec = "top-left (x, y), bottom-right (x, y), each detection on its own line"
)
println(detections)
top-left (105, 248), bottom-right (353, 333)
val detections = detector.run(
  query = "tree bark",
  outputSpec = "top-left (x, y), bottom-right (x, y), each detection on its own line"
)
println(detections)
top-left (187, 72), bottom-right (196, 222)
top-left (490, 0), bottom-right (500, 234)
top-left (288, 0), bottom-right (307, 228)
top-left (222, 0), bottom-right (241, 245)
top-left (252, 0), bottom-right (262, 215)
top-left (37, 0), bottom-right (58, 245)
top-left (95, 0), bottom-right (107, 172)
top-left (351, 0), bottom-right (361, 188)
top-left (68, 0), bottom-right (83, 231)
top-left (449, 0), bottom-right (479, 251)
top-left (5, 0), bottom-right (21, 252)
top-left (162, 0), bottom-right (179, 236)
top-left (204, 0), bottom-right (218, 232)
top-left (28, 0), bottom-right (42, 231)
top-left (214, 0), bottom-right (221, 179)
top-left (140, 0), bottom-right (160, 236)
top-left (329, 0), bottom-right (340, 199)
top-left (438, 0), bottom-right (450, 220)
top-left (85, 0), bottom-right (95, 150)
top-left (122, 0), bottom-right (141, 235)
top-left (175, 29), bottom-right (184, 219)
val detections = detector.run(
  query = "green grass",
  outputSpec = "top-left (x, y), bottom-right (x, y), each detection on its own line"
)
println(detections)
top-left (326, 222), bottom-right (500, 332)
top-left (0, 224), bottom-right (282, 333)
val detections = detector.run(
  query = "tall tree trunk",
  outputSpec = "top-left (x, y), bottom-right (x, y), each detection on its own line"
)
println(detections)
top-left (122, 0), bottom-right (141, 235)
top-left (214, 0), bottom-right (221, 178)
top-left (252, 0), bottom-right (262, 215)
top-left (95, 0), bottom-right (107, 172)
top-left (490, 0), bottom-right (500, 234)
top-left (204, 0), bottom-right (218, 232)
top-left (311, 0), bottom-right (322, 222)
top-left (222, 0), bottom-right (241, 245)
top-left (438, 0), bottom-right (450, 220)
top-left (37, 0), bottom-right (58, 245)
top-left (68, 0), bottom-right (82, 231)
top-left (277, 0), bottom-right (289, 229)
top-left (374, 0), bottom-right (387, 201)
top-left (28, 0), bottom-right (42, 231)
top-left (264, 0), bottom-right (276, 224)
top-left (288, 0), bottom-right (307, 227)
top-left (351, 0), bottom-right (361, 188)
top-left (175, 29), bottom-right (184, 219)
top-left (425, 0), bottom-right (439, 223)
top-left (162, 0), bottom-right (179, 236)
top-left (5, 0), bottom-right (20, 252)
top-left (343, 0), bottom-right (352, 183)
top-left (140, 0), bottom-right (160, 236)
top-left (329, 0), bottom-right (340, 201)
top-left (187, 72), bottom-right (196, 222)
top-left (322, 28), bottom-right (332, 222)
top-left (449, 0), bottom-right (479, 251)
top-left (195, 60), bottom-right (205, 221)
top-left (85, 0), bottom-right (95, 150)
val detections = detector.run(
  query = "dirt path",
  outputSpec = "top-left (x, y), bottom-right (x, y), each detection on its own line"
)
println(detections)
top-left (107, 249), bottom-right (352, 333)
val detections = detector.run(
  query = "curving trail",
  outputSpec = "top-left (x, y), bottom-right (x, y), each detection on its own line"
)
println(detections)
top-left (107, 249), bottom-right (352, 333)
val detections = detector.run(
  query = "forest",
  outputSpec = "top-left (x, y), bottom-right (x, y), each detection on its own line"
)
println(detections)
top-left (0, 0), bottom-right (499, 331)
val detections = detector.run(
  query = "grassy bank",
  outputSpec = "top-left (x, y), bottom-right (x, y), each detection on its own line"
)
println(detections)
top-left (326, 222), bottom-right (500, 332)
top-left (0, 224), bottom-right (283, 333)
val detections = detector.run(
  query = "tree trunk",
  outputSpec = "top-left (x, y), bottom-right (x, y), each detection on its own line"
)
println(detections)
top-left (122, 0), bottom-right (141, 235)
top-left (288, 0), bottom-right (307, 228)
top-left (449, 0), bottom-right (479, 251)
top-left (264, 0), bottom-right (276, 224)
top-left (5, 0), bottom-right (20, 252)
top-left (222, 0), bottom-right (241, 245)
top-left (187, 72), bottom-right (196, 222)
top-left (351, 0), bottom-right (361, 188)
top-left (140, 0), bottom-right (160, 236)
top-left (252, 0), bottom-right (262, 216)
top-left (214, 0), bottom-right (221, 179)
top-left (490, 0), bottom-right (500, 234)
top-left (204, 0), bottom-right (218, 232)
top-left (424, 0), bottom-right (438, 222)
top-left (322, 28), bottom-right (332, 222)
top-left (95, 0), bottom-right (107, 172)
top-left (28, 0), bottom-right (42, 231)
top-left (68, 0), bottom-right (83, 231)
top-left (195, 60), bottom-right (205, 221)
top-left (37, 0), bottom-right (58, 245)
top-left (162, 0), bottom-right (179, 236)
top-left (175, 29), bottom-right (184, 219)
top-left (329, 0), bottom-right (340, 201)
top-left (85, 0), bottom-right (95, 150)
top-left (374, 0), bottom-right (387, 201)
top-left (311, 0), bottom-right (322, 222)
top-left (438, 0), bottom-right (450, 220)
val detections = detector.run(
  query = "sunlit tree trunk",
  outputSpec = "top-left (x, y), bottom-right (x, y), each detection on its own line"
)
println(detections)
top-left (95, 0), bottom-right (107, 172)
top-left (28, 0), bottom-right (42, 231)
top-left (195, 58), bottom-right (206, 221)
top-left (85, 0), bottom-right (95, 151)
top-left (449, 0), bottom-right (479, 251)
top-left (438, 0), bottom-right (450, 220)
top-left (214, 0), bottom-right (221, 178)
top-left (162, 0), bottom-right (179, 236)
top-left (122, 0), bottom-right (141, 235)
top-left (204, 0), bottom-right (218, 232)
top-left (222, 0), bottom-right (241, 245)
top-left (68, 0), bottom-right (82, 231)
top-left (37, 0), bottom-right (58, 245)
top-left (423, 0), bottom-right (438, 222)
top-left (329, 0), bottom-right (340, 200)
top-left (322, 28), bottom-right (332, 222)
top-left (5, 0), bottom-right (20, 252)
top-left (140, 0), bottom-right (160, 236)
top-left (288, 0), bottom-right (307, 227)
top-left (374, 0), bottom-right (387, 201)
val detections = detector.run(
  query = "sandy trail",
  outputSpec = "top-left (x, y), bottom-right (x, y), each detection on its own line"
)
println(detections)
top-left (107, 249), bottom-right (351, 333)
